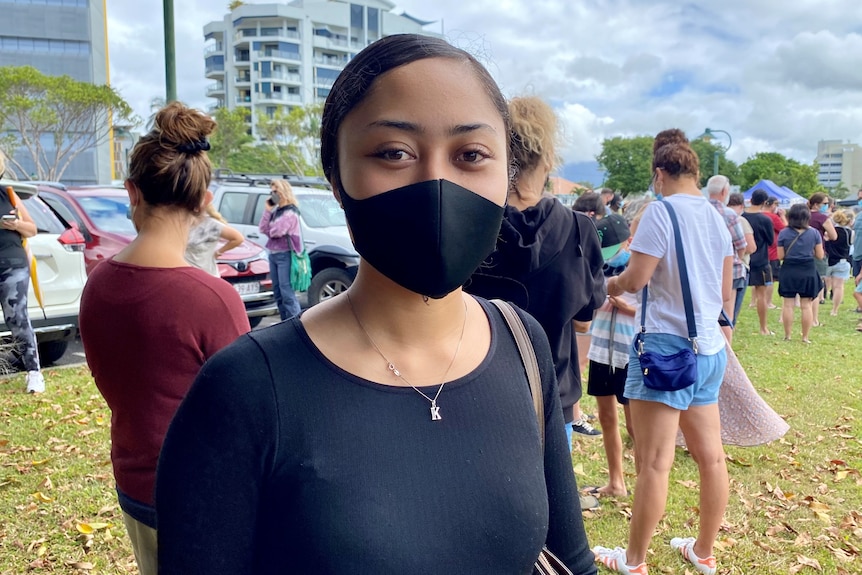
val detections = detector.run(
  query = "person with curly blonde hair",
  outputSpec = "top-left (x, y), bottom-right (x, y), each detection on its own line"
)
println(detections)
top-left (468, 95), bottom-right (606, 447)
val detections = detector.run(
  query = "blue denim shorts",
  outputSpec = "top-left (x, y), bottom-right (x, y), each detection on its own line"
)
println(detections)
top-left (826, 259), bottom-right (851, 279)
top-left (624, 333), bottom-right (727, 410)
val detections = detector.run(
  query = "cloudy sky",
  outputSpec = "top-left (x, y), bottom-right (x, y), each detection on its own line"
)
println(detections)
top-left (107, 0), bottom-right (862, 181)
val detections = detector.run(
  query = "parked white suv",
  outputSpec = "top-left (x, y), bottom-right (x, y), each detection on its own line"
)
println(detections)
top-left (0, 180), bottom-right (86, 365)
top-left (210, 173), bottom-right (359, 306)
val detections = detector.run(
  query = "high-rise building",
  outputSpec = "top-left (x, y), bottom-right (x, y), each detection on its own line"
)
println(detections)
top-left (203, 0), bottom-right (437, 139)
top-left (0, 0), bottom-right (110, 184)
top-left (815, 140), bottom-right (862, 194)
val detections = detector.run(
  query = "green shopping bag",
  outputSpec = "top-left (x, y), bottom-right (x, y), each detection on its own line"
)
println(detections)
top-left (291, 250), bottom-right (312, 292)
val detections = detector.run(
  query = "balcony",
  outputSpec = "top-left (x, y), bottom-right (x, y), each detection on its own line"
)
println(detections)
top-left (257, 49), bottom-right (301, 63)
top-left (205, 63), bottom-right (225, 77)
top-left (313, 35), bottom-right (349, 51)
top-left (206, 82), bottom-right (225, 96)
top-left (235, 53), bottom-right (251, 63)
top-left (262, 71), bottom-right (302, 84)
top-left (314, 55), bottom-right (348, 68)
top-left (204, 43), bottom-right (223, 56)
top-left (260, 29), bottom-right (301, 41)
top-left (235, 95), bottom-right (252, 104)
top-left (258, 92), bottom-right (302, 104)
top-left (235, 75), bottom-right (251, 84)
top-left (314, 77), bottom-right (335, 88)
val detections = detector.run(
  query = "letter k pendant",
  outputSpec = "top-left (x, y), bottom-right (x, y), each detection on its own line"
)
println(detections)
top-left (430, 400), bottom-right (442, 421)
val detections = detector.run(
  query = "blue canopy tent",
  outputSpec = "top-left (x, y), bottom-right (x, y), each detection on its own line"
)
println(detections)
top-left (743, 179), bottom-right (806, 207)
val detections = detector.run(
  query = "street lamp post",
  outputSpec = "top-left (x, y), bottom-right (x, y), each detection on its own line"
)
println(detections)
top-left (697, 128), bottom-right (732, 176)
top-left (164, 0), bottom-right (177, 102)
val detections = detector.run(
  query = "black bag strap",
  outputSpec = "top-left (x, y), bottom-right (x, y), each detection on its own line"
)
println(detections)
top-left (639, 200), bottom-right (698, 353)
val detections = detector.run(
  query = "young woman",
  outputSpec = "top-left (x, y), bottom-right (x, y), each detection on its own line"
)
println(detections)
top-left (0, 152), bottom-right (45, 393)
top-left (79, 102), bottom-right (250, 575)
top-left (156, 35), bottom-right (597, 575)
top-left (777, 203), bottom-right (824, 343)
top-left (594, 130), bottom-right (733, 575)
top-left (259, 178), bottom-right (303, 319)
top-left (824, 209), bottom-right (853, 316)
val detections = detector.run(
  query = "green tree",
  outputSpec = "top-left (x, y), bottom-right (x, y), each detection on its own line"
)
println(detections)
top-left (226, 145), bottom-right (282, 173)
top-left (595, 136), bottom-right (654, 195)
top-left (256, 104), bottom-right (324, 177)
top-left (0, 66), bottom-right (137, 181)
top-left (209, 107), bottom-right (253, 169)
top-left (738, 152), bottom-right (823, 199)
top-left (690, 139), bottom-right (739, 184)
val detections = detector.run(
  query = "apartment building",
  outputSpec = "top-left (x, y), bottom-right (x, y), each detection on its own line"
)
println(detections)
top-left (203, 0), bottom-right (437, 139)
top-left (816, 140), bottom-right (862, 193)
top-left (0, 0), bottom-right (110, 184)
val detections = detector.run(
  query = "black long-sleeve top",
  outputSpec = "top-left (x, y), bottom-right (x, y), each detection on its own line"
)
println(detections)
top-left (155, 298), bottom-right (597, 575)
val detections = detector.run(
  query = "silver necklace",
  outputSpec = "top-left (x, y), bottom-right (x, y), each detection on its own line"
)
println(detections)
top-left (346, 293), bottom-right (468, 421)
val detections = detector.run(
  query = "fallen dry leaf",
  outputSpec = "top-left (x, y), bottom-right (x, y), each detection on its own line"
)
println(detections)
top-left (76, 521), bottom-right (112, 534)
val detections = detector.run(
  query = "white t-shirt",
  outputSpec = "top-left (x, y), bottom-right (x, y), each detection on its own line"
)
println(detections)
top-left (630, 194), bottom-right (733, 356)
top-left (185, 216), bottom-right (224, 277)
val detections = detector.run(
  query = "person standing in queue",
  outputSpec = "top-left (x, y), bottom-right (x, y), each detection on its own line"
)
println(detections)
top-left (0, 151), bottom-right (46, 393)
top-left (79, 102), bottom-right (250, 575)
top-left (594, 129), bottom-right (732, 575)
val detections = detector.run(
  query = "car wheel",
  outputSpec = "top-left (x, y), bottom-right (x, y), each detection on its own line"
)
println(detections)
top-left (308, 267), bottom-right (353, 306)
top-left (38, 341), bottom-right (69, 366)
top-left (248, 316), bottom-right (263, 329)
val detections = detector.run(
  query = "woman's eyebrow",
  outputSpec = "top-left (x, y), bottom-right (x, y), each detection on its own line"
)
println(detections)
top-left (365, 120), bottom-right (497, 136)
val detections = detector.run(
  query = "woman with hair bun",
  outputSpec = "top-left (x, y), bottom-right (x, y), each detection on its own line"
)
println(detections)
top-left (79, 102), bottom-right (250, 575)
top-left (594, 130), bottom-right (733, 575)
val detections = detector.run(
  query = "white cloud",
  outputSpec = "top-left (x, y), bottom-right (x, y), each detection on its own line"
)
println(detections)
top-left (106, 0), bottom-right (862, 168)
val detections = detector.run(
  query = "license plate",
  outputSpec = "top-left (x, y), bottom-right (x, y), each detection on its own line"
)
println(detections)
top-left (234, 282), bottom-right (260, 295)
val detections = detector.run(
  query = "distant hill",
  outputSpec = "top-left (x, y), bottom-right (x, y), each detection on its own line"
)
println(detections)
top-left (560, 161), bottom-right (604, 189)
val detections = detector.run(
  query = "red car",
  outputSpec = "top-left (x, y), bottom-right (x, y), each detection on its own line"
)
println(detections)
top-left (37, 185), bottom-right (278, 327)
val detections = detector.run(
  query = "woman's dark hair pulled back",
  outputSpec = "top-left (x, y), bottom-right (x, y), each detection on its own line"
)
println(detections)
top-left (652, 129), bottom-right (699, 181)
top-left (320, 34), bottom-right (510, 187)
top-left (127, 101), bottom-right (216, 212)
top-left (787, 203), bottom-right (811, 229)
top-left (807, 192), bottom-right (827, 208)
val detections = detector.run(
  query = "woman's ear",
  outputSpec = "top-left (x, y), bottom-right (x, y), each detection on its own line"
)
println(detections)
top-left (125, 180), bottom-right (140, 206)
top-left (202, 189), bottom-right (214, 208)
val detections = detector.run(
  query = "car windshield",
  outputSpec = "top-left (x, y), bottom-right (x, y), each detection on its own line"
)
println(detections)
top-left (77, 196), bottom-right (135, 235)
top-left (295, 193), bottom-right (346, 228)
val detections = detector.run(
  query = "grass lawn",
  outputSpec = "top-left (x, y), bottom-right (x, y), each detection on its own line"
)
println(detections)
top-left (0, 287), bottom-right (860, 573)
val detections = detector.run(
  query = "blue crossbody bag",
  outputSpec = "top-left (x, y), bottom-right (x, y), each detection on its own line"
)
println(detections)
top-left (633, 200), bottom-right (699, 392)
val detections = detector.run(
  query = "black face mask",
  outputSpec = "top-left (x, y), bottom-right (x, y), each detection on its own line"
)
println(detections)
top-left (339, 179), bottom-right (504, 299)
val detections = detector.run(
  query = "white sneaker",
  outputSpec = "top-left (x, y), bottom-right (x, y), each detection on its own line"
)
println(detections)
top-left (670, 537), bottom-right (716, 575)
top-left (592, 546), bottom-right (648, 574)
top-left (26, 371), bottom-right (45, 394)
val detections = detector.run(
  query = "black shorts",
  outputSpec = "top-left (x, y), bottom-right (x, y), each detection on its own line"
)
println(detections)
top-left (748, 263), bottom-right (773, 286)
top-left (770, 259), bottom-right (781, 282)
top-left (586, 360), bottom-right (629, 405)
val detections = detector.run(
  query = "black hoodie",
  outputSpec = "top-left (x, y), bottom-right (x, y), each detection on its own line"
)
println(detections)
top-left (467, 197), bottom-right (606, 421)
